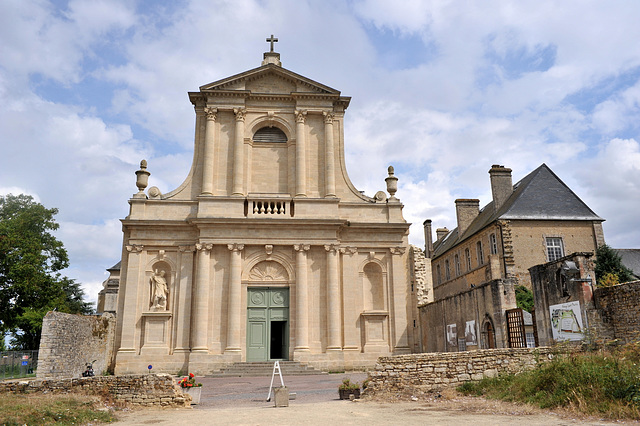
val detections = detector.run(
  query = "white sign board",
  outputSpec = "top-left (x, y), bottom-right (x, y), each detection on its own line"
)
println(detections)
top-left (446, 324), bottom-right (457, 346)
top-left (549, 301), bottom-right (584, 341)
top-left (465, 320), bottom-right (477, 346)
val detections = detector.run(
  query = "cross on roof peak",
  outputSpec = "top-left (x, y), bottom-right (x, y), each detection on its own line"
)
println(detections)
top-left (266, 34), bottom-right (278, 52)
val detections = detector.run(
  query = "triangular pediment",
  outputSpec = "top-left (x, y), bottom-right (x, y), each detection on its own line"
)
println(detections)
top-left (199, 64), bottom-right (340, 95)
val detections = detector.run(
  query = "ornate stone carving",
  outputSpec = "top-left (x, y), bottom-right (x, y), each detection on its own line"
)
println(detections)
top-left (265, 245), bottom-right (273, 256)
top-left (150, 269), bottom-right (168, 311)
top-left (340, 246), bottom-right (358, 255)
top-left (323, 111), bottom-right (335, 124)
top-left (204, 107), bottom-right (217, 121)
top-left (195, 243), bottom-right (213, 253)
top-left (294, 244), bottom-right (311, 252)
top-left (324, 244), bottom-right (339, 253)
top-left (227, 243), bottom-right (245, 252)
top-left (134, 160), bottom-right (150, 197)
top-left (178, 245), bottom-right (195, 253)
top-left (126, 244), bottom-right (143, 253)
top-left (148, 186), bottom-right (162, 199)
top-left (249, 261), bottom-right (288, 281)
top-left (233, 108), bottom-right (246, 122)
top-left (368, 251), bottom-right (376, 260)
top-left (295, 109), bottom-right (307, 123)
top-left (385, 165), bottom-right (398, 200)
top-left (390, 246), bottom-right (406, 255)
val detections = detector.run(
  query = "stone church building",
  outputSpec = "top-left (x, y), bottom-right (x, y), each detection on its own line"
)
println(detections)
top-left (113, 43), bottom-right (416, 374)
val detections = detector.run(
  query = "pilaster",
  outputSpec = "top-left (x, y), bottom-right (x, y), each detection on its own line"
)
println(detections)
top-left (390, 246), bottom-right (410, 353)
top-left (295, 110), bottom-right (307, 197)
top-left (325, 244), bottom-right (342, 350)
top-left (232, 108), bottom-right (246, 195)
top-left (118, 244), bottom-right (144, 352)
top-left (226, 243), bottom-right (245, 352)
top-left (201, 107), bottom-right (217, 195)
top-left (294, 244), bottom-right (311, 351)
top-left (323, 111), bottom-right (336, 197)
top-left (192, 243), bottom-right (212, 352)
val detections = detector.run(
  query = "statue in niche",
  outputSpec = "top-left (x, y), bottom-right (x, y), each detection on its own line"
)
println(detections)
top-left (150, 269), bottom-right (168, 310)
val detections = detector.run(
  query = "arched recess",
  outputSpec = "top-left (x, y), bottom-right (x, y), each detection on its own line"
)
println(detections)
top-left (148, 260), bottom-right (172, 311)
top-left (247, 116), bottom-right (294, 195)
top-left (362, 262), bottom-right (384, 311)
top-left (481, 315), bottom-right (496, 349)
top-left (242, 251), bottom-right (294, 285)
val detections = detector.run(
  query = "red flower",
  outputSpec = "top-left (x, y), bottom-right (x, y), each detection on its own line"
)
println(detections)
top-left (189, 373), bottom-right (194, 378)
top-left (187, 383), bottom-right (193, 387)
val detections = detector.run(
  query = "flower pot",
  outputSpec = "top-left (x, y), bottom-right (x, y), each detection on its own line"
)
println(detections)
top-left (183, 386), bottom-right (202, 404)
top-left (339, 388), bottom-right (360, 400)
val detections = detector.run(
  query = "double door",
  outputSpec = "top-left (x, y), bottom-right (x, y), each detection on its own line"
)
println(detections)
top-left (246, 287), bottom-right (289, 361)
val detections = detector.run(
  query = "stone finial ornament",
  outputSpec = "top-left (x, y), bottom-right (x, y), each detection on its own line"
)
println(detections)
top-left (385, 165), bottom-right (398, 200)
top-left (135, 159), bottom-right (150, 198)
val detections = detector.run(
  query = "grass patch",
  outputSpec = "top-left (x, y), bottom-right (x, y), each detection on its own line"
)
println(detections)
top-left (0, 393), bottom-right (116, 425)
top-left (458, 343), bottom-right (640, 420)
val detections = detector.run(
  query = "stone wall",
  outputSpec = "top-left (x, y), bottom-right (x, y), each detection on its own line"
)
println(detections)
top-left (37, 311), bottom-right (116, 379)
top-left (593, 280), bottom-right (640, 343)
top-left (418, 278), bottom-right (516, 352)
top-left (366, 347), bottom-right (554, 395)
top-left (0, 374), bottom-right (190, 407)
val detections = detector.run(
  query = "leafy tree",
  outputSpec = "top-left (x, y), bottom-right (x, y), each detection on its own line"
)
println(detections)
top-left (595, 244), bottom-right (634, 287)
top-left (0, 194), bottom-right (92, 349)
top-left (515, 285), bottom-right (534, 313)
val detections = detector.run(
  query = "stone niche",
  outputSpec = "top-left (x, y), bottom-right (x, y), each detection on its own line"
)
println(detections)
top-left (141, 312), bottom-right (172, 354)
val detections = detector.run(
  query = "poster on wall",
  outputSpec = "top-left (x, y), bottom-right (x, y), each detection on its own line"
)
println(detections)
top-left (446, 324), bottom-right (457, 346)
top-left (549, 301), bottom-right (584, 341)
top-left (465, 320), bottom-right (477, 346)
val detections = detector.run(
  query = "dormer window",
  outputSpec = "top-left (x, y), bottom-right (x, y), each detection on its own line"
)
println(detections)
top-left (253, 126), bottom-right (287, 143)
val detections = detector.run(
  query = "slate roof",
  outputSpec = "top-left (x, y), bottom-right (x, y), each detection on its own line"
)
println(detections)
top-left (433, 164), bottom-right (603, 258)
top-left (614, 249), bottom-right (640, 279)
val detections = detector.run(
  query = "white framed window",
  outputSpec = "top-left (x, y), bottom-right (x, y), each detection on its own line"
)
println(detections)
top-left (526, 332), bottom-right (536, 348)
top-left (546, 237), bottom-right (564, 262)
top-left (454, 254), bottom-right (461, 276)
top-left (476, 241), bottom-right (484, 265)
top-left (489, 233), bottom-right (498, 255)
top-left (465, 248), bottom-right (472, 271)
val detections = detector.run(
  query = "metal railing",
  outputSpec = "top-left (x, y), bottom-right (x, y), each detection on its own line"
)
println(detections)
top-left (1, 350), bottom-right (38, 380)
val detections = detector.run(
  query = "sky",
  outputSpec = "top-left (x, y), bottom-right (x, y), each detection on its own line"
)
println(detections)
top-left (1, 0), bottom-right (640, 307)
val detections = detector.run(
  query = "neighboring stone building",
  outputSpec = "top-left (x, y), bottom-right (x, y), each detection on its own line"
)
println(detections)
top-left (112, 43), bottom-right (416, 375)
top-left (614, 249), bottom-right (640, 280)
top-left (96, 262), bottom-right (120, 315)
top-left (419, 164), bottom-right (605, 352)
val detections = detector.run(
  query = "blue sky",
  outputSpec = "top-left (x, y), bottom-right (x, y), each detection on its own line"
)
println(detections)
top-left (1, 0), bottom-right (640, 306)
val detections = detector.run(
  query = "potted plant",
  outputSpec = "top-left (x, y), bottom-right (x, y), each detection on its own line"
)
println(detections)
top-left (338, 377), bottom-right (360, 400)
top-left (178, 373), bottom-right (203, 404)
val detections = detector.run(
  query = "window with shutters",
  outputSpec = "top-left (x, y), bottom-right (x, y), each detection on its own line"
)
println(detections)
top-left (454, 254), bottom-right (461, 276)
top-left (476, 241), bottom-right (484, 265)
top-left (546, 237), bottom-right (564, 262)
top-left (253, 126), bottom-right (287, 143)
top-left (489, 233), bottom-right (498, 255)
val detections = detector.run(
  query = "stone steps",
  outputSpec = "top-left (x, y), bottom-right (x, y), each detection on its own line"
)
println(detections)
top-left (207, 361), bottom-right (326, 377)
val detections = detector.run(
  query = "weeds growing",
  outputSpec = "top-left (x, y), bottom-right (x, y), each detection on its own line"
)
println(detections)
top-left (0, 393), bottom-right (116, 425)
top-left (458, 342), bottom-right (640, 420)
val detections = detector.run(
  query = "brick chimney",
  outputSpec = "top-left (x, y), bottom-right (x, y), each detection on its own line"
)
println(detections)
top-left (435, 227), bottom-right (449, 242)
top-left (455, 199), bottom-right (480, 236)
top-left (423, 220), bottom-right (433, 258)
top-left (489, 165), bottom-right (513, 212)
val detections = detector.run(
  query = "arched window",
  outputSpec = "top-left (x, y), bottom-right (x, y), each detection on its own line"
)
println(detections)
top-left (253, 126), bottom-right (287, 143)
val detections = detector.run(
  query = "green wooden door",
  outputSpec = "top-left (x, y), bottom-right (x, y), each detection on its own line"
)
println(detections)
top-left (246, 288), bottom-right (289, 361)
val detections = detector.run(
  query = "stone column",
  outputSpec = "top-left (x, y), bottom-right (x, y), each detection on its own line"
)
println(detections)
top-left (390, 247), bottom-right (410, 353)
top-left (295, 110), bottom-right (307, 197)
top-left (232, 108), bottom-right (246, 196)
top-left (175, 246), bottom-right (195, 352)
top-left (325, 244), bottom-right (342, 350)
top-left (226, 243), bottom-right (244, 352)
top-left (294, 244), bottom-right (311, 351)
top-left (201, 108), bottom-right (217, 195)
top-left (192, 243), bottom-right (212, 351)
top-left (118, 244), bottom-right (144, 352)
top-left (323, 112), bottom-right (336, 197)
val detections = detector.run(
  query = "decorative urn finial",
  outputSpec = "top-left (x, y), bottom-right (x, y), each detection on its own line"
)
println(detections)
top-left (134, 159), bottom-right (150, 198)
top-left (385, 165), bottom-right (398, 200)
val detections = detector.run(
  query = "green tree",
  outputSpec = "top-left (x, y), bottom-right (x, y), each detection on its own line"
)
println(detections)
top-left (515, 285), bottom-right (534, 312)
top-left (595, 244), bottom-right (634, 287)
top-left (0, 194), bottom-right (92, 349)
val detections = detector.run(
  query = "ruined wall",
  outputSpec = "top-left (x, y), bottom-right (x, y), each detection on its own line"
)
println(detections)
top-left (37, 312), bottom-right (116, 379)
top-left (0, 374), bottom-right (190, 407)
top-left (366, 347), bottom-right (555, 395)
top-left (419, 279), bottom-right (516, 352)
top-left (593, 280), bottom-right (640, 343)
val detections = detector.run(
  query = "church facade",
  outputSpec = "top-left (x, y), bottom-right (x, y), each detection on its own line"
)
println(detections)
top-left (113, 45), bottom-right (416, 374)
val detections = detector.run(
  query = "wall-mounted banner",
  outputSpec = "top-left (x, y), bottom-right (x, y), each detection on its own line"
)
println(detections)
top-left (465, 320), bottom-right (477, 346)
top-left (446, 324), bottom-right (457, 346)
top-left (549, 301), bottom-right (584, 341)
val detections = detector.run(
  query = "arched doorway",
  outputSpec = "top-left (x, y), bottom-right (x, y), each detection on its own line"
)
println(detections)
top-left (484, 320), bottom-right (496, 349)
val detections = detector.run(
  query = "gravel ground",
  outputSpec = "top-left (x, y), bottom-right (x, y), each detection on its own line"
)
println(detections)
top-left (114, 374), bottom-right (634, 425)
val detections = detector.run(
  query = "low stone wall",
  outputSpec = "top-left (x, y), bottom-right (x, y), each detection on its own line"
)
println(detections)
top-left (594, 280), bottom-right (640, 343)
top-left (366, 347), bottom-right (554, 395)
top-left (0, 374), bottom-right (190, 407)
top-left (37, 311), bottom-right (116, 379)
